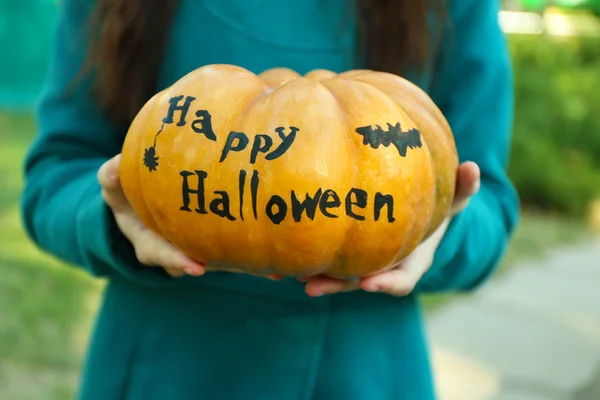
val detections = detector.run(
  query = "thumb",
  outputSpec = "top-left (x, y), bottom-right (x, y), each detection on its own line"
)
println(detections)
top-left (451, 161), bottom-right (480, 215)
top-left (97, 154), bottom-right (122, 191)
top-left (98, 154), bottom-right (128, 210)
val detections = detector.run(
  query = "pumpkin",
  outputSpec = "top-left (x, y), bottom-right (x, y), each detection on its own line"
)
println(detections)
top-left (119, 64), bottom-right (458, 279)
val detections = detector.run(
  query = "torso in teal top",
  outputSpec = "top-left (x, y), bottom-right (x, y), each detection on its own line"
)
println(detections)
top-left (162, 0), bottom-right (357, 80)
top-left (21, 0), bottom-right (520, 399)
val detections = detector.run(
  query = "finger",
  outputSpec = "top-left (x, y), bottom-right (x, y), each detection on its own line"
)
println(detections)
top-left (204, 265), bottom-right (284, 280)
top-left (112, 208), bottom-right (151, 247)
top-left (451, 161), bottom-right (481, 215)
top-left (98, 155), bottom-right (205, 276)
top-left (113, 210), bottom-right (205, 276)
top-left (359, 267), bottom-right (419, 296)
top-left (456, 161), bottom-right (481, 198)
top-left (97, 154), bottom-right (122, 191)
top-left (250, 273), bottom-right (285, 281)
top-left (128, 224), bottom-right (206, 276)
top-left (98, 155), bottom-right (129, 211)
top-left (304, 276), bottom-right (359, 297)
top-left (164, 267), bottom-right (186, 277)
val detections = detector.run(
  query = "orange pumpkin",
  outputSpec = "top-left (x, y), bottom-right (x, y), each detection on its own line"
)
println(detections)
top-left (119, 64), bottom-right (458, 279)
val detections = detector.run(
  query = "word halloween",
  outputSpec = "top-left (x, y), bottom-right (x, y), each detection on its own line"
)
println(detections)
top-left (141, 95), bottom-right (423, 225)
top-left (179, 169), bottom-right (396, 224)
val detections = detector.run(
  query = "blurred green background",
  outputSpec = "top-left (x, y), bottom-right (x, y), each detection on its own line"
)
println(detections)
top-left (1, 1), bottom-right (600, 399)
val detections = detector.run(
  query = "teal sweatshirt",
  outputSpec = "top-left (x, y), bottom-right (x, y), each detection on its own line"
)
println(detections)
top-left (21, 0), bottom-right (520, 399)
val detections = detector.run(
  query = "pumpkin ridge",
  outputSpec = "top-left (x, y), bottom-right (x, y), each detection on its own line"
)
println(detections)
top-left (232, 90), bottom-right (274, 275)
top-left (360, 71), bottom-right (451, 133)
top-left (258, 67), bottom-right (300, 91)
top-left (317, 79), bottom-right (359, 277)
top-left (135, 95), bottom-right (169, 237)
top-left (120, 94), bottom-right (162, 235)
top-left (200, 72), bottom-right (272, 271)
top-left (349, 74), bottom-right (438, 259)
top-left (318, 77), bottom-right (429, 278)
top-left (258, 78), bottom-right (355, 276)
top-left (303, 68), bottom-right (337, 83)
top-left (351, 72), bottom-right (456, 239)
top-left (136, 92), bottom-right (181, 246)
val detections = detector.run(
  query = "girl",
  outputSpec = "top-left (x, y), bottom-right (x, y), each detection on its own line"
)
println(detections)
top-left (21, 0), bottom-right (520, 398)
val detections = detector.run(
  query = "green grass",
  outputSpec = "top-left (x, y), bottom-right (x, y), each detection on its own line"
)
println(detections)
top-left (0, 112), bottom-right (594, 399)
top-left (0, 113), bottom-right (103, 400)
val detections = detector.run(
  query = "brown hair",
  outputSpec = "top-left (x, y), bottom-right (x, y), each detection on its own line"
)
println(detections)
top-left (85, 0), bottom-right (447, 125)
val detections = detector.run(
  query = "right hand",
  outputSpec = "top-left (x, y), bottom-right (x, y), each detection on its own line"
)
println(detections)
top-left (98, 154), bottom-right (206, 278)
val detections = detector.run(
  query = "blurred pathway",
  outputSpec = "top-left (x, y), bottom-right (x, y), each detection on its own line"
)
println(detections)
top-left (426, 238), bottom-right (600, 400)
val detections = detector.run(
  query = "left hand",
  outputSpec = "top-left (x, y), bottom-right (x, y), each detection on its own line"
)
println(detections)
top-left (303, 161), bottom-right (481, 297)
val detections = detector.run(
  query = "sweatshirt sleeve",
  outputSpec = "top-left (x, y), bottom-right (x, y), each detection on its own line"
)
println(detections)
top-left (20, 0), bottom-right (177, 286)
top-left (416, 0), bottom-right (520, 293)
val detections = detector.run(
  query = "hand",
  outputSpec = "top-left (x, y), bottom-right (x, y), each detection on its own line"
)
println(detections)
top-left (98, 154), bottom-right (206, 278)
top-left (98, 154), bottom-right (283, 280)
top-left (303, 161), bottom-right (481, 297)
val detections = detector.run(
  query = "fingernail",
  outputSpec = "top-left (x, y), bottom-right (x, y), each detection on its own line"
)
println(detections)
top-left (184, 258), bottom-right (205, 275)
top-left (473, 179), bottom-right (481, 194)
top-left (306, 288), bottom-right (325, 297)
top-left (107, 158), bottom-right (118, 180)
top-left (363, 284), bottom-right (381, 292)
top-left (184, 266), bottom-right (204, 276)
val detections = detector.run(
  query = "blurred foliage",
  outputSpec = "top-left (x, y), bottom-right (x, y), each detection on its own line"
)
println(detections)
top-left (515, 0), bottom-right (600, 14)
top-left (0, 0), bottom-right (58, 110)
top-left (508, 33), bottom-right (600, 217)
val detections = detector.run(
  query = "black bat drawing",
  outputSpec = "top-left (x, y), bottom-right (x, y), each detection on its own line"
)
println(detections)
top-left (355, 122), bottom-right (422, 157)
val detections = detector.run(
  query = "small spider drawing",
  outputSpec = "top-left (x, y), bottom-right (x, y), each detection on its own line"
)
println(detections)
top-left (142, 123), bottom-right (165, 172)
top-left (143, 146), bottom-right (159, 172)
